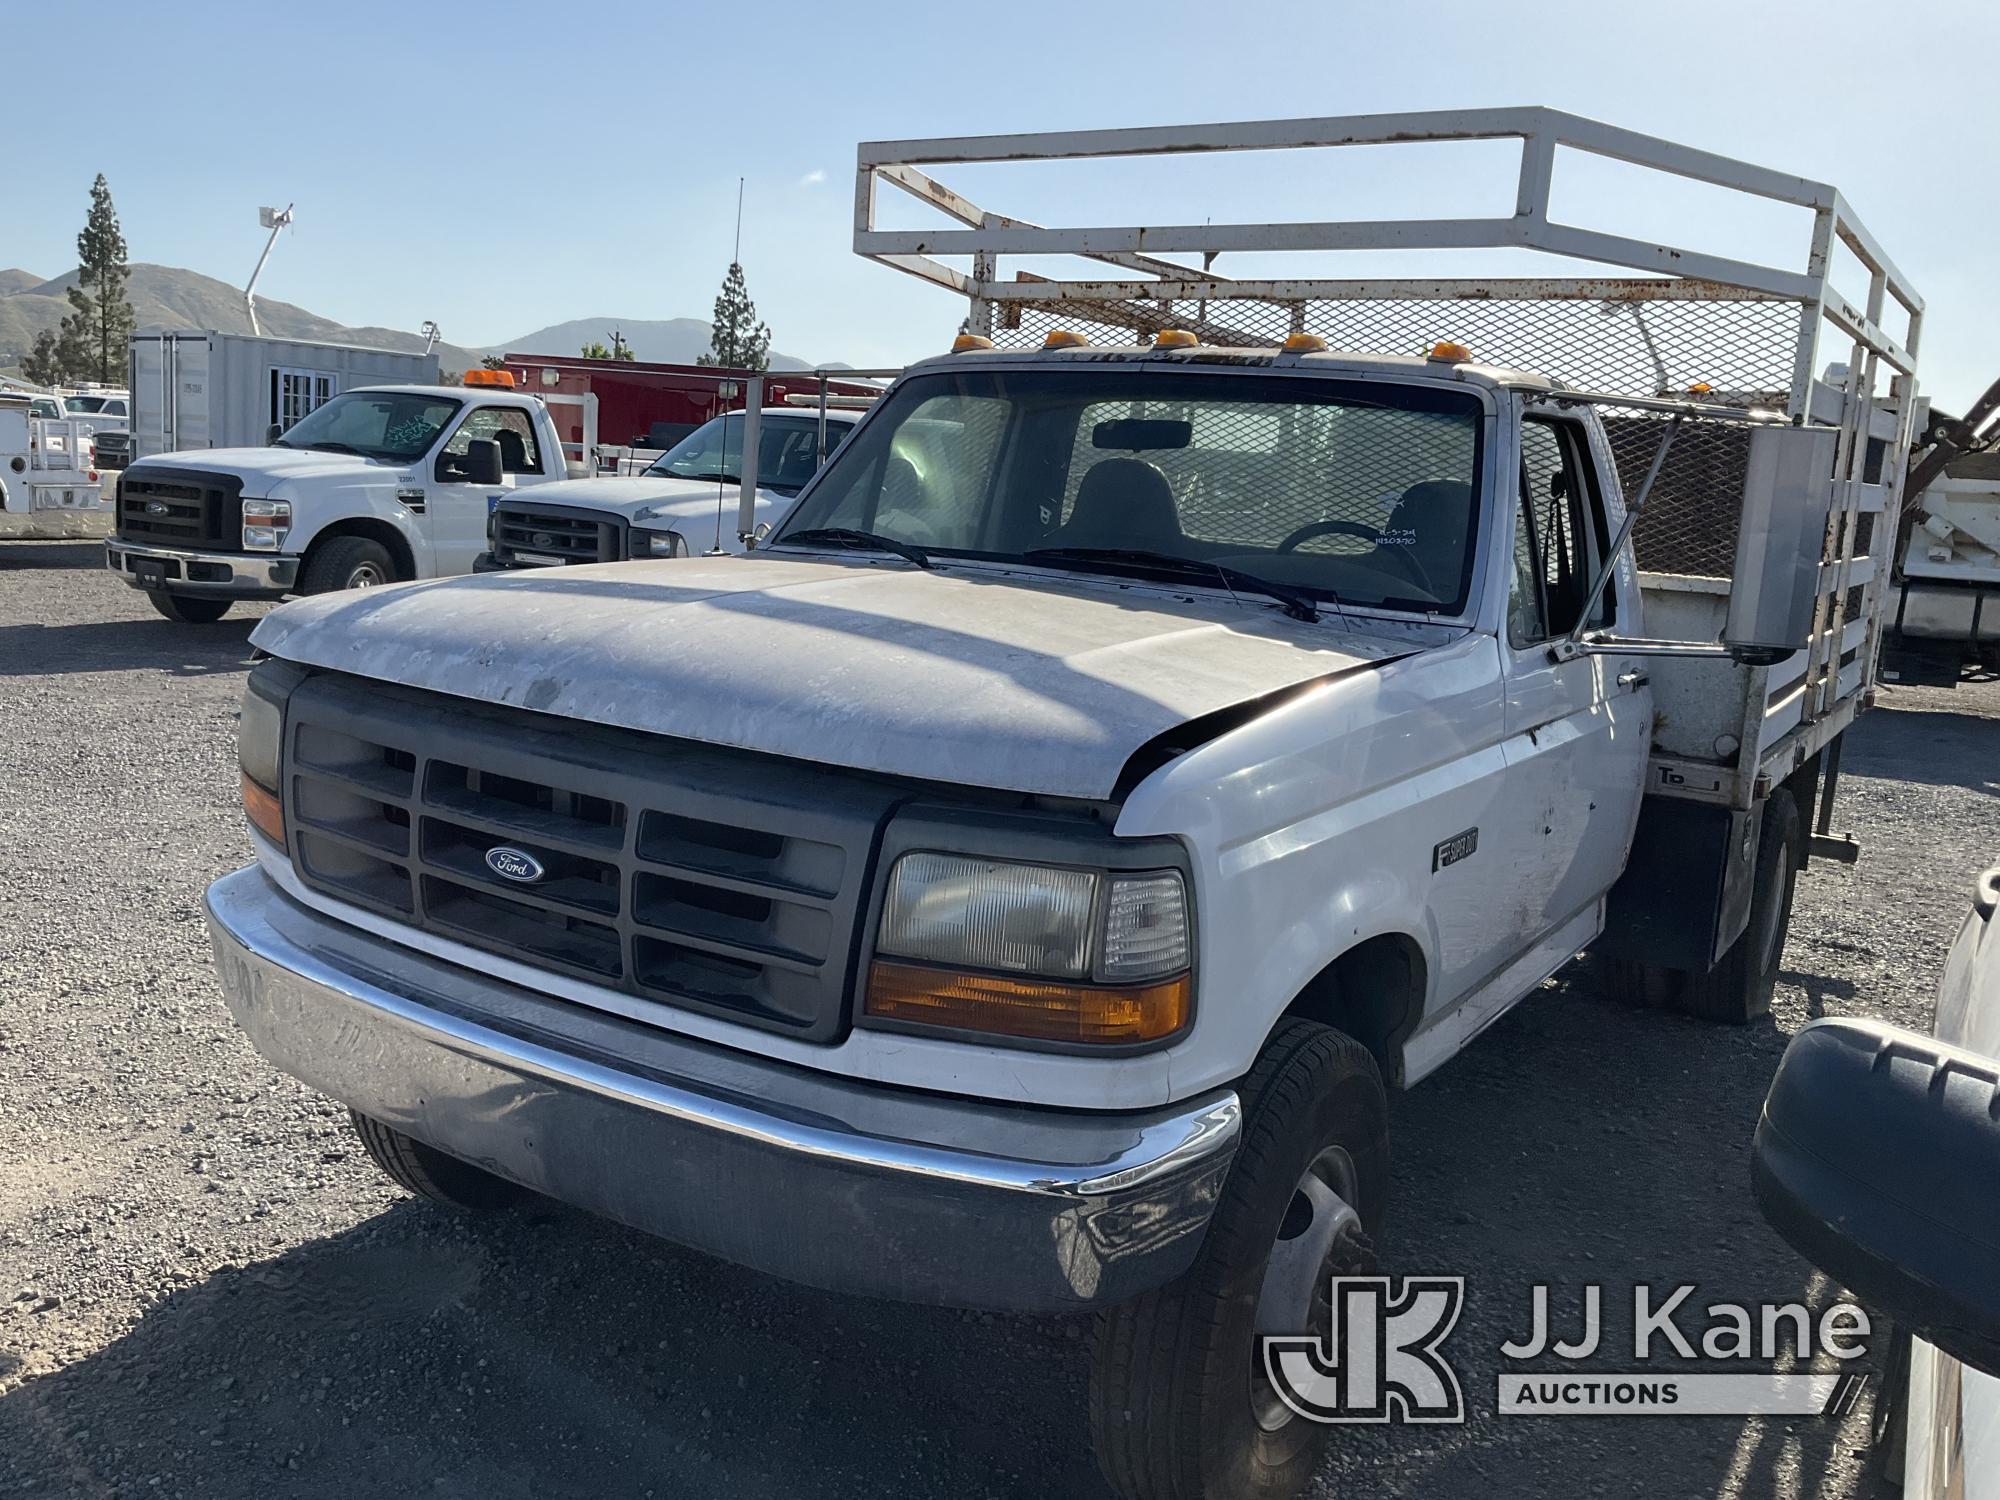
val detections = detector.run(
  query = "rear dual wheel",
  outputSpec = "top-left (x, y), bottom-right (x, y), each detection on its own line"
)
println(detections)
top-left (1603, 789), bottom-right (1804, 1024)
top-left (1091, 1020), bottom-right (1388, 1500)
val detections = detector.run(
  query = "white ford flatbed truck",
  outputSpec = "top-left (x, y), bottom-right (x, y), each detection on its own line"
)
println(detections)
top-left (204, 111), bottom-right (1928, 1500)
top-left (104, 377), bottom-right (570, 623)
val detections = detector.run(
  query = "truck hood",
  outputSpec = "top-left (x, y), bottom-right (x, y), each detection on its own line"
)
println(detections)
top-left (250, 555), bottom-right (1405, 799)
top-left (129, 447), bottom-right (392, 491)
top-left (513, 474), bottom-right (781, 522)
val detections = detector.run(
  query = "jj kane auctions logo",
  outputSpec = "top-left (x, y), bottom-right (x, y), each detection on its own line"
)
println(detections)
top-left (1262, 1279), bottom-right (1872, 1423)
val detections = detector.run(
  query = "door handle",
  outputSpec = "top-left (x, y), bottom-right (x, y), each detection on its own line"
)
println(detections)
top-left (1617, 670), bottom-right (1649, 691)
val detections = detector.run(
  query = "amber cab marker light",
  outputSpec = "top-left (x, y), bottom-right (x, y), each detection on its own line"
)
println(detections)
top-left (463, 368), bottom-right (517, 388)
top-left (242, 772), bottom-right (284, 846)
top-left (1043, 329), bottom-right (1090, 350)
top-left (864, 961), bottom-right (1190, 1045)
top-left (1153, 329), bottom-right (1199, 349)
top-left (1427, 340), bottom-right (1473, 362)
top-left (951, 333), bottom-right (995, 352)
top-left (1282, 332), bottom-right (1328, 353)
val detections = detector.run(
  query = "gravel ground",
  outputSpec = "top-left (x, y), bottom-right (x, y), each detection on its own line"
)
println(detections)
top-left (2, 538), bottom-right (1996, 1499)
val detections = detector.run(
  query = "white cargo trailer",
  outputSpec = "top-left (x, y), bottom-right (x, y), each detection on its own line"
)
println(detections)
top-left (129, 331), bottom-right (438, 461)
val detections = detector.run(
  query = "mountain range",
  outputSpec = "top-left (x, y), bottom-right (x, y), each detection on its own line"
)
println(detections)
top-left (0, 263), bottom-right (823, 378)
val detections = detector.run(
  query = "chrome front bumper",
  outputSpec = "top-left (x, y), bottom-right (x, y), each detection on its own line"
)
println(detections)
top-left (105, 540), bottom-right (297, 597)
top-left (205, 866), bottom-right (1239, 1311)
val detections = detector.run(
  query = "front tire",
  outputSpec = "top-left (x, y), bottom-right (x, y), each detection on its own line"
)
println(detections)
top-left (349, 1111), bottom-right (526, 1212)
top-left (299, 536), bottom-right (396, 594)
top-left (146, 591), bottom-right (232, 623)
top-left (1090, 1020), bottom-right (1388, 1500)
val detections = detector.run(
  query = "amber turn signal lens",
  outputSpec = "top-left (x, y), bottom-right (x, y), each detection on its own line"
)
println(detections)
top-left (242, 772), bottom-right (284, 846)
top-left (864, 961), bottom-right (1190, 1045)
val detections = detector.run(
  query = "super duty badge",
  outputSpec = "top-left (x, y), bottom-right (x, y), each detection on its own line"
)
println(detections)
top-left (1433, 828), bottom-right (1478, 871)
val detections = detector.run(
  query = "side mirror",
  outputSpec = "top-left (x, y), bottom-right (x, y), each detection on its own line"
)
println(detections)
top-left (266, 423), bottom-right (284, 445)
top-left (444, 438), bottom-right (504, 486)
top-left (1753, 1017), bottom-right (2000, 1377)
top-left (1723, 425), bottom-right (1839, 662)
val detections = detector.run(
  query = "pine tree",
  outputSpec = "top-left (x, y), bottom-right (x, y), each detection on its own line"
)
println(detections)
top-left (21, 329), bottom-right (67, 387)
top-left (57, 174), bottom-right (135, 384)
top-left (579, 340), bottom-right (612, 359)
top-left (696, 262), bottom-right (770, 371)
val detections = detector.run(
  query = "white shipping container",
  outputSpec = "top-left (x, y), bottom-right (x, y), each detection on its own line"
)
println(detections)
top-left (129, 332), bottom-right (439, 461)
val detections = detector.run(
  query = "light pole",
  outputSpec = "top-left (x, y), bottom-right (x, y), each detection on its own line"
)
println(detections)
top-left (245, 204), bottom-right (295, 338)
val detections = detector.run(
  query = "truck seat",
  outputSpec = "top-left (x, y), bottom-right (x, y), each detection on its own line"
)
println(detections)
top-left (1380, 479), bottom-right (1471, 599)
top-left (1061, 458), bottom-right (1182, 549)
top-left (495, 429), bottom-right (530, 474)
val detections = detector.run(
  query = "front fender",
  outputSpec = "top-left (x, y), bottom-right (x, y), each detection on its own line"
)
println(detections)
top-left (279, 480), bottom-right (424, 560)
top-left (1115, 635), bottom-right (1506, 1094)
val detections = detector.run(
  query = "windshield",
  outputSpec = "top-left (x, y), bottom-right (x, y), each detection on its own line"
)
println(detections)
top-left (643, 412), bottom-right (848, 496)
top-left (773, 369), bottom-right (1486, 615)
top-left (65, 396), bottom-right (106, 413)
top-left (274, 390), bottom-right (461, 462)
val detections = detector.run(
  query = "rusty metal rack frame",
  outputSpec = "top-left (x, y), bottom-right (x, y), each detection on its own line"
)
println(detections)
top-left (854, 108), bottom-right (1925, 808)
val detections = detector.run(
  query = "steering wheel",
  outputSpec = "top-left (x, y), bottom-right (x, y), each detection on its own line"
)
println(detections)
top-left (1276, 519), bottom-right (1380, 552)
top-left (1275, 517), bottom-right (1439, 598)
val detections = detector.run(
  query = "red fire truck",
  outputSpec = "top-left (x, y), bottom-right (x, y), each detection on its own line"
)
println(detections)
top-left (498, 354), bottom-right (878, 473)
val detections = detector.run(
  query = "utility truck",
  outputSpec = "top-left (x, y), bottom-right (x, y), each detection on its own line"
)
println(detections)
top-left (206, 111), bottom-right (1927, 1500)
top-left (477, 400), bottom-right (870, 568)
top-left (0, 392), bottom-right (105, 539)
top-left (107, 371), bottom-right (573, 622)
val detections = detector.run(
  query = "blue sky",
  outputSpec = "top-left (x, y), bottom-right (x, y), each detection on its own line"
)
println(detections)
top-left (11, 0), bottom-right (1996, 407)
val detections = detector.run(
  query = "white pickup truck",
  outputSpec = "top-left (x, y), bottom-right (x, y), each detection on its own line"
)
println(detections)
top-left (475, 406), bottom-right (861, 568)
top-left (105, 375), bottom-right (570, 622)
top-left (204, 113), bottom-right (1924, 1499)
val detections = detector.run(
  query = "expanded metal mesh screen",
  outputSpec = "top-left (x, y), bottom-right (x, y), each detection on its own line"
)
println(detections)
top-left (993, 295), bottom-right (1817, 581)
top-left (1055, 397), bottom-right (1476, 562)
top-left (994, 296), bottom-right (1802, 403)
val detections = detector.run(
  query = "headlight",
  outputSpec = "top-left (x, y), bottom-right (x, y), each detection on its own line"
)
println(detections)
top-left (237, 660), bottom-right (300, 847)
top-left (634, 527), bottom-right (683, 558)
top-left (242, 499), bottom-right (291, 551)
top-left (865, 853), bottom-right (1191, 1046)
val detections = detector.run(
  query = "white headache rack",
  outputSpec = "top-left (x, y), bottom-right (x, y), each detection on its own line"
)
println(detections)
top-left (854, 108), bottom-right (1922, 813)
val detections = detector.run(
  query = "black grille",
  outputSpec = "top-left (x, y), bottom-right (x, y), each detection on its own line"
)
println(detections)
top-left (493, 501), bottom-right (627, 565)
top-left (281, 674), bottom-right (896, 1041)
top-left (116, 468), bottom-right (243, 548)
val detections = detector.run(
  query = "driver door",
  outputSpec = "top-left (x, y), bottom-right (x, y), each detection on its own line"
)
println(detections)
top-left (428, 406), bottom-right (546, 576)
top-left (1496, 413), bottom-right (1651, 941)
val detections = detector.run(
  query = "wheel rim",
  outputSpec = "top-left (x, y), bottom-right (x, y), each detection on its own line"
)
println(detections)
top-left (1249, 1145), bottom-right (1361, 1433)
top-left (346, 562), bottom-right (386, 589)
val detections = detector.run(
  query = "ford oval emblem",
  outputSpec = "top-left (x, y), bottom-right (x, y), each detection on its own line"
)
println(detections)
top-left (484, 846), bottom-right (546, 883)
top-left (531, 531), bottom-right (555, 549)
top-left (145, 500), bottom-right (169, 516)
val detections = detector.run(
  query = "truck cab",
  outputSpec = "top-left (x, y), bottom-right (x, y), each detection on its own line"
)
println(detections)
top-left (477, 405), bottom-right (861, 568)
top-left (104, 374), bottom-right (570, 622)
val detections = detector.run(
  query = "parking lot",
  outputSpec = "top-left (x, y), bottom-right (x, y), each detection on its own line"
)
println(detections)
top-left (1, 536), bottom-right (1995, 1500)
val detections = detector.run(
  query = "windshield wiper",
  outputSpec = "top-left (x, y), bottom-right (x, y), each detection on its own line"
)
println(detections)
top-left (669, 468), bottom-right (740, 485)
top-left (1024, 546), bottom-right (1323, 623)
top-left (299, 441), bottom-right (368, 457)
top-left (782, 527), bottom-right (933, 570)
